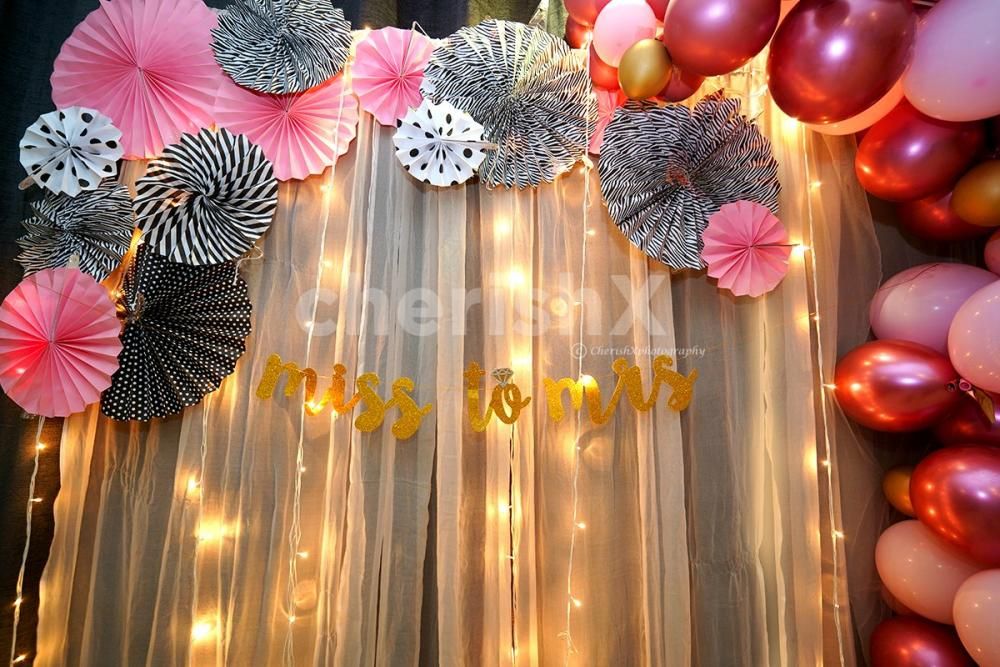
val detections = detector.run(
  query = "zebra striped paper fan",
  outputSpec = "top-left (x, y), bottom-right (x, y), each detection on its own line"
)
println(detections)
top-left (212, 0), bottom-right (352, 95)
top-left (101, 244), bottom-right (253, 422)
top-left (16, 182), bottom-right (134, 281)
top-left (421, 19), bottom-right (596, 189)
top-left (134, 128), bottom-right (278, 266)
top-left (599, 93), bottom-right (780, 271)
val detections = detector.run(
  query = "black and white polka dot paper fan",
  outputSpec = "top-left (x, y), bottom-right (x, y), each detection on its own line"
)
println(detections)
top-left (134, 128), bottom-right (278, 266)
top-left (19, 107), bottom-right (123, 197)
top-left (599, 93), bottom-right (780, 271)
top-left (421, 19), bottom-right (596, 189)
top-left (16, 182), bottom-right (134, 281)
top-left (101, 244), bottom-right (253, 422)
top-left (394, 99), bottom-right (491, 187)
top-left (212, 0), bottom-right (352, 95)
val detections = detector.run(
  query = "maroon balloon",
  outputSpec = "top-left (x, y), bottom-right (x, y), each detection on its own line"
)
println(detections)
top-left (911, 446), bottom-right (1000, 566)
top-left (589, 45), bottom-right (620, 91)
top-left (767, 0), bottom-right (916, 124)
top-left (662, 0), bottom-right (780, 77)
top-left (834, 340), bottom-right (961, 432)
top-left (656, 67), bottom-right (705, 102)
top-left (934, 395), bottom-right (1000, 447)
top-left (565, 0), bottom-right (612, 27)
top-left (565, 15), bottom-right (591, 49)
top-left (646, 0), bottom-right (669, 21)
top-left (856, 101), bottom-right (986, 202)
top-left (870, 617), bottom-right (975, 667)
top-left (897, 191), bottom-right (993, 242)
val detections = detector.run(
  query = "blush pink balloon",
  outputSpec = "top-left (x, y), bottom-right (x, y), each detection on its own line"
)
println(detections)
top-left (767, 0), bottom-right (916, 124)
top-left (656, 67), bottom-right (704, 102)
top-left (986, 230), bottom-right (1000, 275)
top-left (871, 616), bottom-right (975, 667)
top-left (897, 191), bottom-right (994, 243)
top-left (661, 0), bottom-right (780, 77)
top-left (949, 282), bottom-right (1000, 393)
top-left (806, 79), bottom-right (904, 136)
top-left (912, 446), bottom-right (1000, 567)
top-left (953, 570), bottom-right (1000, 667)
top-left (876, 520), bottom-right (983, 625)
top-left (565, 0), bottom-right (613, 27)
top-left (904, 0), bottom-right (1000, 122)
top-left (592, 0), bottom-right (658, 67)
top-left (856, 100), bottom-right (986, 202)
top-left (933, 395), bottom-right (1000, 448)
top-left (869, 263), bottom-right (998, 354)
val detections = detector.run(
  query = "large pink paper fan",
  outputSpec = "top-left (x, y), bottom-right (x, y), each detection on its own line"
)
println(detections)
top-left (215, 74), bottom-right (359, 181)
top-left (0, 268), bottom-right (122, 418)
top-left (701, 201), bottom-right (792, 298)
top-left (51, 0), bottom-right (224, 159)
top-left (353, 27), bottom-right (435, 126)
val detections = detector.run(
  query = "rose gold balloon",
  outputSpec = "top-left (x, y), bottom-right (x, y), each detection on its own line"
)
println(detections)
top-left (662, 0), bottom-right (780, 77)
top-left (952, 161), bottom-right (1000, 228)
top-left (897, 191), bottom-right (993, 242)
top-left (934, 395), bottom-right (1000, 447)
top-left (870, 617), bottom-right (975, 667)
top-left (618, 38), bottom-right (673, 100)
top-left (590, 45), bottom-right (621, 91)
top-left (856, 101), bottom-right (986, 202)
top-left (834, 339), bottom-right (961, 432)
top-left (565, 15), bottom-right (591, 49)
top-left (657, 67), bottom-right (704, 102)
top-left (912, 446), bottom-right (1000, 566)
top-left (883, 465), bottom-right (916, 516)
top-left (767, 0), bottom-right (916, 124)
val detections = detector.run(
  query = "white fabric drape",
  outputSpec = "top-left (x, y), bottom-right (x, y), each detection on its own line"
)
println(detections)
top-left (37, 62), bottom-right (885, 666)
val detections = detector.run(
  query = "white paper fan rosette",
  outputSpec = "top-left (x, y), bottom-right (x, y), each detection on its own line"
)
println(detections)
top-left (394, 100), bottom-right (490, 187)
top-left (212, 0), bottom-right (352, 95)
top-left (134, 128), bottom-right (278, 266)
top-left (19, 107), bottom-right (123, 197)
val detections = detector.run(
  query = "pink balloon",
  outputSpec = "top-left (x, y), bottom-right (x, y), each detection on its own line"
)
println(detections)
top-left (806, 79), bottom-right (904, 137)
top-left (876, 520), bottom-right (983, 625)
top-left (767, 0), bottom-right (916, 124)
top-left (870, 263), bottom-right (998, 354)
top-left (949, 282), bottom-right (1000, 393)
top-left (661, 0), bottom-right (780, 77)
top-left (933, 395), bottom-right (1000, 448)
top-left (953, 570), bottom-right (1000, 667)
top-left (897, 191), bottom-right (994, 243)
top-left (986, 230), bottom-right (1000, 275)
top-left (565, 0), bottom-right (612, 27)
top-left (904, 0), bottom-right (1000, 122)
top-left (871, 617), bottom-right (975, 667)
top-left (592, 0), bottom-right (658, 67)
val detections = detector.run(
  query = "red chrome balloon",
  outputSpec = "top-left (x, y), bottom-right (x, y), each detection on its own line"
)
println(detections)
top-left (565, 15), bottom-right (591, 49)
top-left (934, 395), bottom-right (1000, 447)
top-left (657, 67), bottom-right (704, 103)
top-left (589, 45), bottom-right (620, 91)
top-left (834, 340), bottom-right (961, 432)
top-left (856, 101), bottom-right (986, 202)
top-left (870, 617), bottom-right (975, 667)
top-left (662, 0), bottom-right (780, 77)
top-left (767, 0), bottom-right (916, 124)
top-left (897, 191), bottom-right (993, 242)
top-left (565, 0), bottom-right (612, 27)
top-left (911, 445), bottom-right (1000, 567)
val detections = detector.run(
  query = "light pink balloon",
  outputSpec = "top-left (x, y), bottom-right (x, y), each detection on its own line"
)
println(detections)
top-left (806, 80), bottom-right (904, 136)
top-left (592, 0), bottom-right (658, 67)
top-left (904, 0), bottom-right (1000, 122)
top-left (870, 263), bottom-right (998, 354)
top-left (876, 520), bottom-right (982, 625)
top-left (954, 570), bottom-right (1000, 666)
top-left (986, 230), bottom-right (1000, 275)
top-left (949, 282), bottom-right (1000, 393)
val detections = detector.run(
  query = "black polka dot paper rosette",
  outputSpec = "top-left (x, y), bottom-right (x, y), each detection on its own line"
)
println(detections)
top-left (133, 128), bottom-right (278, 266)
top-left (599, 93), bottom-right (781, 271)
top-left (19, 107), bottom-right (123, 197)
top-left (16, 182), bottom-right (134, 281)
top-left (421, 19), bottom-right (596, 189)
top-left (212, 0), bottom-right (352, 95)
top-left (101, 244), bottom-right (253, 422)
top-left (393, 99), bottom-right (491, 187)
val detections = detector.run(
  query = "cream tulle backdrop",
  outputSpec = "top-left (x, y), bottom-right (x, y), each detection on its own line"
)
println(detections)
top-left (36, 62), bottom-right (889, 666)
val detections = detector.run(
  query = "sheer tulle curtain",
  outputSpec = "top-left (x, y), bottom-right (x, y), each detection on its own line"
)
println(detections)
top-left (37, 63), bottom-right (884, 666)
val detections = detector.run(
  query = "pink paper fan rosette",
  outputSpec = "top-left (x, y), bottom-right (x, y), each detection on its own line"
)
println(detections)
top-left (0, 268), bottom-right (122, 418)
top-left (702, 201), bottom-right (791, 298)
top-left (590, 88), bottom-right (626, 155)
top-left (51, 0), bottom-right (224, 159)
top-left (215, 74), bottom-right (359, 181)
top-left (353, 27), bottom-right (436, 126)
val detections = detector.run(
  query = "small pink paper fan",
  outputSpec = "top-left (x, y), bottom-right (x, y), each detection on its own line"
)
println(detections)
top-left (590, 88), bottom-right (626, 154)
top-left (353, 27), bottom-right (436, 126)
top-left (0, 268), bottom-right (122, 417)
top-left (51, 0), bottom-right (224, 159)
top-left (702, 201), bottom-right (791, 298)
top-left (214, 74), bottom-right (359, 181)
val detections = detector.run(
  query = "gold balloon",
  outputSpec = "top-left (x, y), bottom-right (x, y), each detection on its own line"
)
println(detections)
top-left (882, 465), bottom-right (915, 517)
top-left (952, 161), bottom-right (1000, 227)
top-left (618, 39), bottom-right (673, 101)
